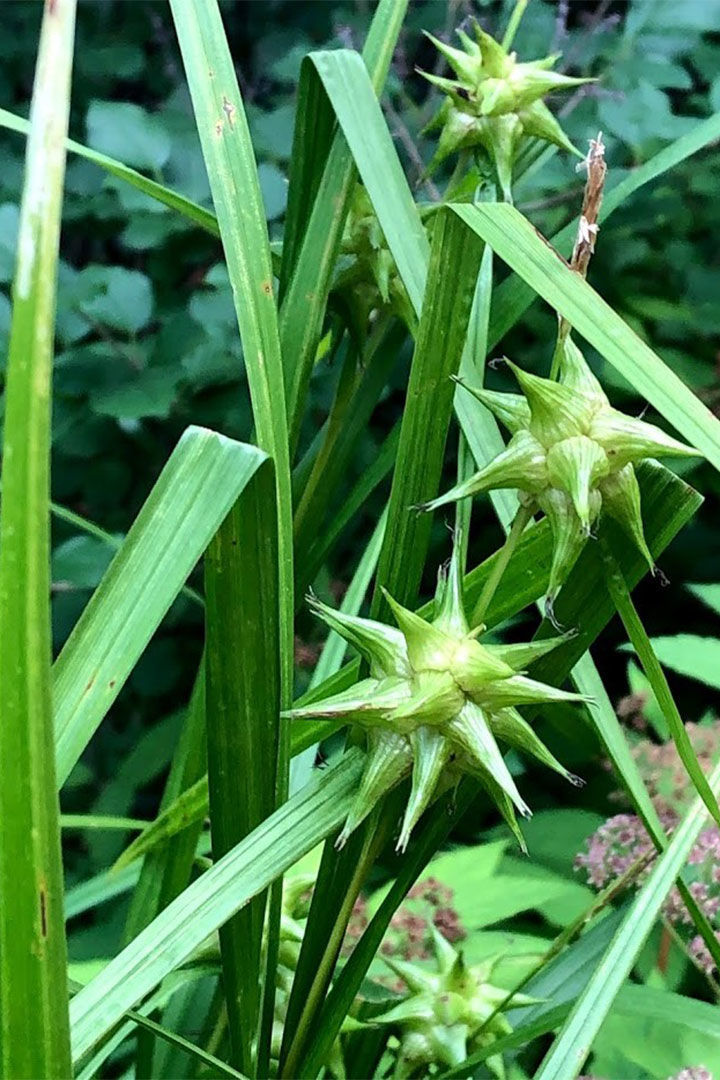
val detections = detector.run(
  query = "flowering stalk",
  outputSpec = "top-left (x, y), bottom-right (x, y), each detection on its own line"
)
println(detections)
top-left (550, 131), bottom-right (607, 378)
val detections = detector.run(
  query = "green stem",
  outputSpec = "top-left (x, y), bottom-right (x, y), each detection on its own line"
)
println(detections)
top-left (279, 820), bottom-right (385, 1078)
top-left (549, 316), bottom-right (570, 380)
top-left (600, 535), bottom-right (720, 831)
top-left (467, 848), bottom-right (654, 1053)
top-left (501, 0), bottom-right (529, 50)
top-left (293, 312), bottom-right (390, 544)
top-left (471, 504), bottom-right (532, 625)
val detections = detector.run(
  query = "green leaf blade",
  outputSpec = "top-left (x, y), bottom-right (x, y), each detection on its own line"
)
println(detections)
top-left (0, 2), bottom-right (77, 1075)
top-left (68, 750), bottom-right (365, 1064)
top-left (205, 462), bottom-right (280, 1074)
top-left (53, 426), bottom-right (266, 786)
top-left (455, 201), bottom-right (720, 471)
top-left (535, 761), bottom-right (720, 1080)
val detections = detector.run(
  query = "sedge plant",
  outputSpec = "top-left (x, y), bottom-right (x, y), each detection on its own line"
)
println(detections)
top-left (1, 3), bottom-right (720, 1080)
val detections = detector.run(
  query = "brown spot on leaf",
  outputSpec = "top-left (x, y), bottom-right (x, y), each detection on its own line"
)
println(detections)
top-left (109, 679), bottom-right (116, 689)
top-left (221, 96), bottom-right (235, 129)
top-left (39, 889), bottom-right (47, 937)
top-left (261, 281), bottom-right (272, 296)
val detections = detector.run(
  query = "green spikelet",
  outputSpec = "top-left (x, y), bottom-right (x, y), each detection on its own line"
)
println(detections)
top-left (425, 335), bottom-right (701, 612)
top-left (374, 928), bottom-right (536, 1078)
top-left (284, 533), bottom-right (586, 849)
top-left (420, 19), bottom-right (591, 195)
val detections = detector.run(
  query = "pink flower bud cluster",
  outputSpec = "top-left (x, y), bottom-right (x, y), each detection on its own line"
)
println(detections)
top-left (575, 813), bottom-right (720, 973)
top-left (343, 876), bottom-right (466, 972)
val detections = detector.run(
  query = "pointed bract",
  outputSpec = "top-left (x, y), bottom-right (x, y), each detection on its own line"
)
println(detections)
top-left (283, 675), bottom-right (409, 726)
top-left (337, 730), bottom-right (412, 848)
top-left (558, 336), bottom-right (607, 405)
top-left (491, 707), bottom-right (582, 785)
top-left (447, 701), bottom-right (530, 816)
top-left (537, 486), bottom-right (600, 607)
top-left (398, 726), bottom-right (451, 851)
top-left (507, 361), bottom-right (593, 445)
top-left (308, 595), bottom-right (409, 678)
top-left (485, 632), bottom-right (572, 670)
top-left (433, 536), bottom-right (470, 637)
top-left (591, 409), bottom-right (700, 469)
top-left (546, 435), bottom-right (608, 529)
top-left (421, 429), bottom-right (547, 512)
top-left (478, 672), bottom-right (588, 710)
top-left (453, 379), bottom-right (531, 434)
top-left (599, 464), bottom-right (654, 571)
top-left (383, 588), bottom-right (457, 672)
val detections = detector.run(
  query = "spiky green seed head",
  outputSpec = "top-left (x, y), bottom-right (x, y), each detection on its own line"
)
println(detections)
top-left (375, 927), bottom-right (537, 1078)
top-left (420, 22), bottom-right (591, 197)
top-left (336, 184), bottom-right (415, 332)
top-left (284, 536), bottom-right (585, 852)
top-left (429, 340), bottom-right (700, 613)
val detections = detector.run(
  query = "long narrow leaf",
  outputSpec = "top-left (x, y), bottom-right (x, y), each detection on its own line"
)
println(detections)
top-left (603, 543), bottom-right (720, 828)
top-left (372, 208), bottom-right (483, 613)
top-left (455, 201), bottom-right (720, 470)
top-left (0, 105), bottom-right (219, 235)
top-left (68, 749), bottom-right (364, 1063)
top-left (205, 464), bottom-right (280, 1073)
top-left (489, 111), bottom-right (720, 350)
top-left (53, 426), bottom-right (266, 786)
top-left (309, 48), bottom-right (428, 320)
top-left (535, 761), bottom-right (720, 1080)
top-left (0, 3), bottom-right (76, 1075)
top-left (169, 0), bottom-right (294, 712)
top-left (123, 666), bottom-right (208, 939)
top-left (280, 7), bottom-right (409, 444)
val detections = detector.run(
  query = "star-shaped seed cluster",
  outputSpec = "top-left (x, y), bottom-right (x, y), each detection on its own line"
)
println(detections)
top-left (285, 544), bottom-right (584, 852)
top-left (424, 338), bottom-right (699, 615)
top-left (335, 185), bottom-right (414, 334)
top-left (374, 926), bottom-right (535, 1079)
top-left (420, 22), bottom-right (590, 196)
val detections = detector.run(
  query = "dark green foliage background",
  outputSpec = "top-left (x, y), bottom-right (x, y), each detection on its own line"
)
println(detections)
top-left (1, 0), bottom-right (719, 983)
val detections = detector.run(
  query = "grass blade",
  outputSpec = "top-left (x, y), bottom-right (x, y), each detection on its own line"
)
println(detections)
top-left (53, 426), bottom-right (266, 786)
top-left (0, 2), bottom-right (76, 1074)
top-left (279, 2), bottom-right (408, 443)
top-left (205, 463), bottom-right (279, 1073)
top-left (372, 208), bottom-right (483, 613)
top-left (68, 749), bottom-right (364, 1063)
top-left (455, 201), bottom-right (720, 470)
top-left (534, 761), bottom-right (720, 1080)
top-left (489, 111), bottom-right (720, 350)
top-left (300, 422), bottom-right (399, 596)
top-left (123, 665), bottom-right (208, 938)
top-left (0, 105), bottom-right (219, 236)
top-left (293, 318), bottom-right (401, 567)
top-left (169, 0), bottom-right (294, 713)
top-left (309, 48), bottom-right (428, 320)
top-left (311, 506), bottom-right (388, 687)
top-left (602, 542), bottom-right (720, 826)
